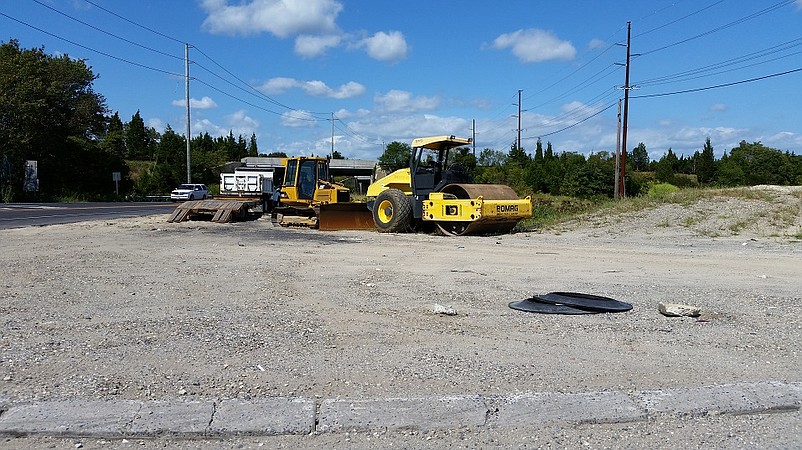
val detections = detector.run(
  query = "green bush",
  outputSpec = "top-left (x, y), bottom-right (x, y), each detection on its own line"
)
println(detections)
top-left (648, 183), bottom-right (680, 199)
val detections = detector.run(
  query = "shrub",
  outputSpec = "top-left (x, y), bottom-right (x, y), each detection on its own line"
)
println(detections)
top-left (648, 183), bottom-right (680, 199)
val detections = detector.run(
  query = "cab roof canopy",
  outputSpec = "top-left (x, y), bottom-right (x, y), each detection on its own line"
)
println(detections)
top-left (411, 135), bottom-right (472, 150)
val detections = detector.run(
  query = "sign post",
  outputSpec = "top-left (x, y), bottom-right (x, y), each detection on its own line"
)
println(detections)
top-left (112, 172), bottom-right (121, 195)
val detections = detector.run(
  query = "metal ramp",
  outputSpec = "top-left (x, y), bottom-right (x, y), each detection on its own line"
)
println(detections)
top-left (167, 199), bottom-right (259, 223)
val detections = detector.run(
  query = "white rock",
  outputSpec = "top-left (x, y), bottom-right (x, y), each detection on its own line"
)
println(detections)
top-left (658, 302), bottom-right (701, 317)
top-left (432, 304), bottom-right (457, 315)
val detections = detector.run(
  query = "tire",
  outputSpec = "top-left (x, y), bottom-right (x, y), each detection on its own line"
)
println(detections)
top-left (188, 194), bottom-right (194, 201)
top-left (372, 189), bottom-right (412, 232)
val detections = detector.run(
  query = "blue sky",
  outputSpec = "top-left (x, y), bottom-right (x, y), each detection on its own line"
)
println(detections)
top-left (3, 0), bottom-right (802, 161)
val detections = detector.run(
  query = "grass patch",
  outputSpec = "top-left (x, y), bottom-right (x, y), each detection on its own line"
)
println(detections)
top-left (647, 183), bottom-right (680, 199)
top-left (681, 215), bottom-right (703, 228)
top-left (769, 204), bottom-right (801, 228)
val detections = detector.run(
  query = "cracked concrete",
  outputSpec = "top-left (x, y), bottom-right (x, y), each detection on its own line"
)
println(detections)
top-left (0, 382), bottom-right (799, 438)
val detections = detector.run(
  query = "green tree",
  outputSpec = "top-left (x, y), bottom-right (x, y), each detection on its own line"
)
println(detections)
top-left (0, 39), bottom-right (111, 198)
top-left (477, 148), bottom-right (506, 166)
top-left (331, 150), bottom-right (344, 159)
top-left (534, 138), bottom-right (544, 161)
top-left (631, 142), bottom-right (649, 171)
top-left (124, 111), bottom-right (153, 160)
top-left (247, 133), bottom-right (258, 157)
top-left (137, 125), bottom-right (184, 194)
top-left (725, 141), bottom-right (794, 185)
top-left (507, 142), bottom-right (529, 168)
top-left (697, 137), bottom-right (716, 183)
top-left (378, 141), bottom-right (412, 172)
top-left (655, 149), bottom-right (678, 183)
top-left (101, 112), bottom-right (126, 159)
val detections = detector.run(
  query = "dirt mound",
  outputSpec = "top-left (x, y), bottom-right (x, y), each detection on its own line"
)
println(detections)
top-left (557, 185), bottom-right (802, 241)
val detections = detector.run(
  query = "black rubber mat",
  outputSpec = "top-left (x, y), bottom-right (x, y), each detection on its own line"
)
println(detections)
top-left (508, 298), bottom-right (599, 314)
top-left (509, 292), bottom-right (633, 314)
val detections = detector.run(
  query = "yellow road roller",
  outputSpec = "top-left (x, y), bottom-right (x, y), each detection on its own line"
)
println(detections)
top-left (366, 136), bottom-right (531, 235)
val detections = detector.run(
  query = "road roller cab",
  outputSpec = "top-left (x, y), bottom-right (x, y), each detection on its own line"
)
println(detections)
top-left (367, 136), bottom-right (532, 235)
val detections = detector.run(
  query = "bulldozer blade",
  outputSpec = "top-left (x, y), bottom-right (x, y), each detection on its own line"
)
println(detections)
top-left (318, 203), bottom-right (376, 231)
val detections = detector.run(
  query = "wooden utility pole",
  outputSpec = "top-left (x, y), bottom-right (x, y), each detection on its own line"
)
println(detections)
top-left (185, 43), bottom-right (192, 183)
top-left (331, 112), bottom-right (335, 157)
top-left (619, 22), bottom-right (632, 198)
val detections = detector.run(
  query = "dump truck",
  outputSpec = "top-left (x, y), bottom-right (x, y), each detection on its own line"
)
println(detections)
top-left (365, 135), bottom-right (532, 235)
top-left (270, 156), bottom-right (374, 230)
top-left (218, 167), bottom-right (275, 211)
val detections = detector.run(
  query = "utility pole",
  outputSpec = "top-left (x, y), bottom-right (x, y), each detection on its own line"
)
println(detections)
top-left (619, 22), bottom-right (632, 199)
top-left (614, 99), bottom-right (622, 200)
top-left (517, 89), bottom-right (522, 151)
top-left (330, 112), bottom-right (335, 157)
top-left (184, 43), bottom-right (192, 183)
top-left (471, 119), bottom-right (476, 156)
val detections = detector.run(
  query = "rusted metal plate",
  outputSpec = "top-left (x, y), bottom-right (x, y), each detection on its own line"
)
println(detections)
top-left (318, 203), bottom-right (375, 231)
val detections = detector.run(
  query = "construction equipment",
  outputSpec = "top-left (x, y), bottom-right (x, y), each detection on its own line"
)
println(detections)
top-left (366, 136), bottom-right (532, 235)
top-left (218, 167), bottom-right (275, 211)
top-left (271, 156), bottom-right (375, 229)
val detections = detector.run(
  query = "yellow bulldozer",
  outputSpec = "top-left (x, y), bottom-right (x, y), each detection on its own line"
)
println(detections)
top-left (269, 156), bottom-right (374, 230)
top-left (365, 135), bottom-right (532, 235)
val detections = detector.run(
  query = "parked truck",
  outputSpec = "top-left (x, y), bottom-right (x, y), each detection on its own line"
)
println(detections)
top-left (218, 167), bottom-right (276, 212)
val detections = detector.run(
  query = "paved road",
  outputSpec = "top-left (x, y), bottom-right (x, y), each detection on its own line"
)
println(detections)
top-left (0, 202), bottom-right (176, 229)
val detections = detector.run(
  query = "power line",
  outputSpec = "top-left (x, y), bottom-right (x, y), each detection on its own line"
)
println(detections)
top-left (527, 101), bottom-right (617, 139)
top-left (0, 12), bottom-right (182, 77)
top-left (192, 77), bottom-right (316, 119)
top-left (635, 37), bottom-right (802, 86)
top-left (31, 0), bottom-right (183, 61)
top-left (639, 0), bottom-right (795, 57)
top-left (191, 46), bottom-right (298, 112)
top-left (81, 0), bottom-right (185, 45)
top-left (634, 0), bottom-right (725, 38)
top-left (631, 67), bottom-right (802, 99)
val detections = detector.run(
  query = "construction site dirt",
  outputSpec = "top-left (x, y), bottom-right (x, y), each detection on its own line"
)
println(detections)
top-left (2, 185), bottom-right (801, 449)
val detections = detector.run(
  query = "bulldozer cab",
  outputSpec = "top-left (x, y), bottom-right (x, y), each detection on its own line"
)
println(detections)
top-left (276, 156), bottom-right (351, 207)
top-left (409, 135), bottom-right (473, 201)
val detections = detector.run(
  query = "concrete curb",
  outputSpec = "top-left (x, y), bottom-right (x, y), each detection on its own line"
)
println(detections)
top-left (0, 382), bottom-right (799, 438)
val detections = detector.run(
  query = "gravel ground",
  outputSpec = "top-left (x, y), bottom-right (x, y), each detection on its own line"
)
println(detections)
top-left (1, 185), bottom-right (801, 448)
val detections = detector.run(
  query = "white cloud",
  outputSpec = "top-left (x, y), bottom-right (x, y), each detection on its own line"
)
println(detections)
top-left (294, 34), bottom-right (342, 58)
top-left (588, 38), bottom-right (606, 50)
top-left (356, 31), bottom-right (408, 62)
top-left (490, 29), bottom-right (576, 63)
top-left (259, 77), bottom-right (365, 99)
top-left (374, 90), bottom-right (439, 112)
top-left (147, 118), bottom-right (166, 134)
top-left (259, 77), bottom-right (298, 94)
top-left (710, 103), bottom-right (727, 112)
top-left (193, 118), bottom-right (225, 137)
top-left (171, 96), bottom-right (218, 110)
top-left (200, 0), bottom-right (342, 37)
top-left (796, 0), bottom-right (802, 10)
top-left (281, 110), bottom-right (317, 128)
top-left (227, 110), bottom-right (259, 136)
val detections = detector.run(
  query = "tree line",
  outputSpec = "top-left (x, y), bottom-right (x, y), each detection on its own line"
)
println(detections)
top-left (379, 137), bottom-right (802, 199)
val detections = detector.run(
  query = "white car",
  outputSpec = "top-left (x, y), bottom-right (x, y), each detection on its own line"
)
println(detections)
top-left (170, 184), bottom-right (209, 201)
